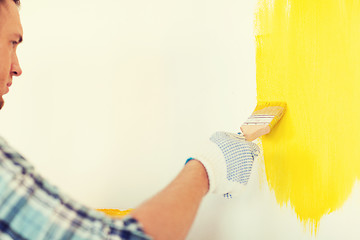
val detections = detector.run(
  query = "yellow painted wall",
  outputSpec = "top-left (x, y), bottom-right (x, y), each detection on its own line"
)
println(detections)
top-left (255, 0), bottom-right (360, 233)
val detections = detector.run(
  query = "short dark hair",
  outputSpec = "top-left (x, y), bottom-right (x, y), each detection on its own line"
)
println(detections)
top-left (0, 0), bottom-right (20, 7)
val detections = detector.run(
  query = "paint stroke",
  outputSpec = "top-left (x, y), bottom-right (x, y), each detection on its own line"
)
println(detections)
top-left (255, 0), bottom-right (360, 233)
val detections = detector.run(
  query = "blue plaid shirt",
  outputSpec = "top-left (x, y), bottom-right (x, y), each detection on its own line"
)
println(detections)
top-left (0, 136), bottom-right (152, 240)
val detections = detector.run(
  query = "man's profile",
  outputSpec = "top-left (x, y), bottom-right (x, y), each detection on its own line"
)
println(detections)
top-left (0, 0), bottom-right (22, 109)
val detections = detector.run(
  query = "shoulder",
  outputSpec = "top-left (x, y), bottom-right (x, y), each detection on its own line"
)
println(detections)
top-left (0, 136), bottom-right (33, 175)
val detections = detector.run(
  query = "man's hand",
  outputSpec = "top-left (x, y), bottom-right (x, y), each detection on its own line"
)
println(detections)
top-left (187, 131), bottom-right (261, 198)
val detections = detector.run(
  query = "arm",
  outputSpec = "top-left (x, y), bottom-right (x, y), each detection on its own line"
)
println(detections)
top-left (0, 136), bottom-right (151, 240)
top-left (131, 131), bottom-right (261, 240)
top-left (0, 132), bottom-right (259, 240)
top-left (131, 160), bottom-right (209, 240)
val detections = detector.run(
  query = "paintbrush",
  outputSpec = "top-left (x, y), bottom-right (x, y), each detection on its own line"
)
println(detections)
top-left (240, 102), bottom-right (286, 141)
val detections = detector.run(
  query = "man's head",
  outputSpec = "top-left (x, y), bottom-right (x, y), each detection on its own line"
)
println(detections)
top-left (0, 0), bottom-right (22, 109)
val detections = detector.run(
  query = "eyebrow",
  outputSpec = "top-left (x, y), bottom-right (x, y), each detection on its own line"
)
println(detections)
top-left (17, 34), bottom-right (23, 43)
top-left (13, 33), bottom-right (23, 43)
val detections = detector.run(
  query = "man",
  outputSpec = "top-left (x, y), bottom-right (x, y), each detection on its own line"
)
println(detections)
top-left (0, 0), bottom-right (21, 110)
top-left (0, 0), bottom-right (260, 239)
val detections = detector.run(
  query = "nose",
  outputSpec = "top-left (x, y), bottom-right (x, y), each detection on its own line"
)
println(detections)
top-left (11, 53), bottom-right (22, 77)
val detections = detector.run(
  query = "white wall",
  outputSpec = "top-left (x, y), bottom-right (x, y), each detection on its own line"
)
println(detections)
top-left (2, 0), bottom-right (360, 239)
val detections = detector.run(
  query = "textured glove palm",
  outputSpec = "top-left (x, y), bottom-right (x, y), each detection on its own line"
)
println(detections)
top-left (187, 132), bottom-right (261, 198)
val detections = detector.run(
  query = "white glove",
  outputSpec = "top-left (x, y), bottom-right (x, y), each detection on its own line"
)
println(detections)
top-left (186, 131), bottom-right (261, 198)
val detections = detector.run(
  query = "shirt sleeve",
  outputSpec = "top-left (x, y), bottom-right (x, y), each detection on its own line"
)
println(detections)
top-left (0, 136), bottom-right (152, 240)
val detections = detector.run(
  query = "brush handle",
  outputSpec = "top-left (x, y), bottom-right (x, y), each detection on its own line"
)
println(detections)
top-left (240, 125), bottom-right (270, 141)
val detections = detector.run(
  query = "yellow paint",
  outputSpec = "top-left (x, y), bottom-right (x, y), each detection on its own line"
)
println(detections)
top-left (97, 208), bottom-right (133, 218)
top-left (255, 0), bottom-right (360, 233)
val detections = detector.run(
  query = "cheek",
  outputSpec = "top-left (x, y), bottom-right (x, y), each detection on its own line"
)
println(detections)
top-left (0, 52), bottom-right (11, 94)
top-left (0, 45), bottom-right (12, 65)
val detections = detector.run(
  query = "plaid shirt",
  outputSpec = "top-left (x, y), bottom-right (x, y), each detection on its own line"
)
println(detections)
top-left (0, 136), bottom-right (152, 240)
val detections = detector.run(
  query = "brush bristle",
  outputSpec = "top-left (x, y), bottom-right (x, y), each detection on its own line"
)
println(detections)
top-left (254, 101), bottom-right (287, 112)
top-left (253, 101), bottom-right (286, 129)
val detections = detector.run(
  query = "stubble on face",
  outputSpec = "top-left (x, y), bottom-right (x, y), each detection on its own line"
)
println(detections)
top-left (0, 96), bottom-right (4, 109)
